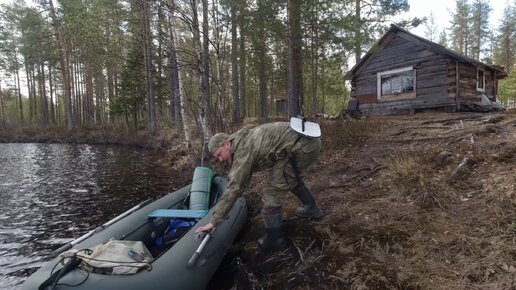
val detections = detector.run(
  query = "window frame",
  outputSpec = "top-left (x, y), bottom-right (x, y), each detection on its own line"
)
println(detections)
top-left (476, 68), bottom-right (485, 92)
top-left (377, 66), bottom-right (416, 100)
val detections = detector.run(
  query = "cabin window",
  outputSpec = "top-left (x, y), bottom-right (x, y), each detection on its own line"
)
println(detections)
top-left (377, 67), bottom-right (416, 100)
top-left (477, 68), bottom-right (485, 92)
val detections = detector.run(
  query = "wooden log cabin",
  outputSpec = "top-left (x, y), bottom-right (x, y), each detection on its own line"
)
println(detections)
top-left (344, 25), bottom-right (508, 116)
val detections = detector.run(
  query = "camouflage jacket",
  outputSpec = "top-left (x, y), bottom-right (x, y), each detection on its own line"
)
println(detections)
top-left (211, 122), bottom-right (310, 225)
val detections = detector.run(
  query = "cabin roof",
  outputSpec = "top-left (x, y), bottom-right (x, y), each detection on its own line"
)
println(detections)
top-left (344, 24), bottom-right (508, 80)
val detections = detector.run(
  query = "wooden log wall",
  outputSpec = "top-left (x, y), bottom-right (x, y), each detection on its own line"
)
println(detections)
top-left (447, 61), bottom-right (457, 98)
top-left (358, 98), bottom-right (457, 115)
top-left (353, 34), bottom-right (455, 115)
top-left (457, 64), bottom-right (496, 102)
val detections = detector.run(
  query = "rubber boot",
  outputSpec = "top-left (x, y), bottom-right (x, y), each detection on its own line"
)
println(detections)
top-left (292, 182), bottom-right (324, 219)
top-left (257, 206), bottom-right (289, 251)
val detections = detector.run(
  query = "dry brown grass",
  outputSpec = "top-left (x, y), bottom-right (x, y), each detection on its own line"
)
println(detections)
top-left (226, 112), bottom-right (516, 290)
top-left (320, 119), bottom-right (386, 151)
top-left (377, 150), bottom-right (463, 208)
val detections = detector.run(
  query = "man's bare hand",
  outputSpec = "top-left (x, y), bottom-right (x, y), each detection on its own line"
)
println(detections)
top-left (195, 222), bottom-right (215, 233)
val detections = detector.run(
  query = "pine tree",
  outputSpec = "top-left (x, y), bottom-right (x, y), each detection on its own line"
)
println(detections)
top-left (469, 0), bottom-right (491, 61)
top-left (449, 0), bottom-right (471, 56)
top-left (287, 0), bottom-right (303, 117)
top-left (493, 3), bottom-right (516, 73)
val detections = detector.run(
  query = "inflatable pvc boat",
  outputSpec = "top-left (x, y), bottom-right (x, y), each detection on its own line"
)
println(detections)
top-left (22, 167), bottom-right (247, 290)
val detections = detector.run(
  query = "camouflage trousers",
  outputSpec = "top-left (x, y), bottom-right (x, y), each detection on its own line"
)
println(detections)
top-left (262, 136), bottom-right (321, 207)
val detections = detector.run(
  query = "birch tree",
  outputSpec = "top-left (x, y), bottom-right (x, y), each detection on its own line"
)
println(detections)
top-left (174, 27), bottom-right (193, 155)
top-left (167, 4), bottom-right (181, 122)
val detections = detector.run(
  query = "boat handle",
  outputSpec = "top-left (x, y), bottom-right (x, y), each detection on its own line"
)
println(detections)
top-left (187, 230), bottom-right (213, 268)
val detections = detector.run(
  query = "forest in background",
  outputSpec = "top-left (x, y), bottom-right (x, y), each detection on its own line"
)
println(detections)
top-left (0, 0), bottom-right (516, 149)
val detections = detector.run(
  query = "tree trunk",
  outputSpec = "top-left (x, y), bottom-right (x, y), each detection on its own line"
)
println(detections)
top-left (157, 1), bottom-right (165, 122)
top-left (49, 0), bottom-right (73, 131)
top-left (312, 52), bottom-right (318, 117)
top-left (95, 67), bottom-right (106, 124)
top-left (107, 66), bottom-right (115, 113)
top-left (503, 35), bottom-right (510, 74)
top-left (191, 0), bottom-right (210, 145)
top-left (257, 0), bottom-right (268, 121)
top-left (231, 2), bottom-right (240, 125)
top-left (212, 0), bottom-right (226, 132)
top-left (0, 82), bottom-right (5, 129)
top-left (85, 67), bottom-right (94, 125)
top-left (239, 7), bottom-right (247, 121)
top-left (311, 1), bottom-right (319, 117)
top-left (48, 63), bottom-right (56, 125)
top-left (321, 51), bottom-right (325, 114)
top-left (287, 0), bottom-right (303, 118)
top-left (132, 103), bottom-right (138, 132)
top-left (106, 26), bottom-right (115, 122)
top-left (201, 0), bottom-right (211, 140)
top-left (14, 49), bottom-right (24, 126)
top-left (30, 64), bottom-right (37, 123)
top-left (170, 13), bottom-right (193, 156)
top-left (142, 0), bottom-right (157, 133)
top-left (71, 56), bottom-right (81, 126)
top-left (167, 7), bottom-right (181, 122)
top-left (39, 62), bottom-right (49, 126)
top-left (53, 68), bottom-right (61, 125)
top-left (354, 0), bottom-right (361, 63)
top-left (25, 60), bottom-right (33, 124)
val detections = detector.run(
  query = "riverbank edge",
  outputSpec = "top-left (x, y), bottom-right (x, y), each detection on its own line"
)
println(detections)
top-left (0, 126), bottom-right (182, 150)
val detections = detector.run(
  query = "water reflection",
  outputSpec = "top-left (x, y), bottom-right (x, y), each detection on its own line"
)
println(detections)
top-left (0, 144), bottom-right (178, 289)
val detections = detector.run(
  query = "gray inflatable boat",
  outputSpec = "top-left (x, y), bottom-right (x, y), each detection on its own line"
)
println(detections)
top-left (22, 168), bottom-right (247, 290)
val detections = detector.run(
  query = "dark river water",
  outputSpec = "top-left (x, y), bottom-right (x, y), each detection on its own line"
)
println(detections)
top-left (0, 143), bottom-right (182, 289)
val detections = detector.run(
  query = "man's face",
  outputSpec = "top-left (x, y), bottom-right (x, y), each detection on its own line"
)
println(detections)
top-left (213, 140), bottom-right (232, 165)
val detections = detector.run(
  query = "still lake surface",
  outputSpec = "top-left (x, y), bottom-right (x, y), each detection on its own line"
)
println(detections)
top-left (0, 143), bottom-right (181, 289)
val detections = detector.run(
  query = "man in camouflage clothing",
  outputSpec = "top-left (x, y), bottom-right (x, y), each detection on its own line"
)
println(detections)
top-left (195, 122), bottom-right (323, 251)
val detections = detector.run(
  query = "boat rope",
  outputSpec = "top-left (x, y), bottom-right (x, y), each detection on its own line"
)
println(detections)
top-left (39, 252), bottom-right (87, 290)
